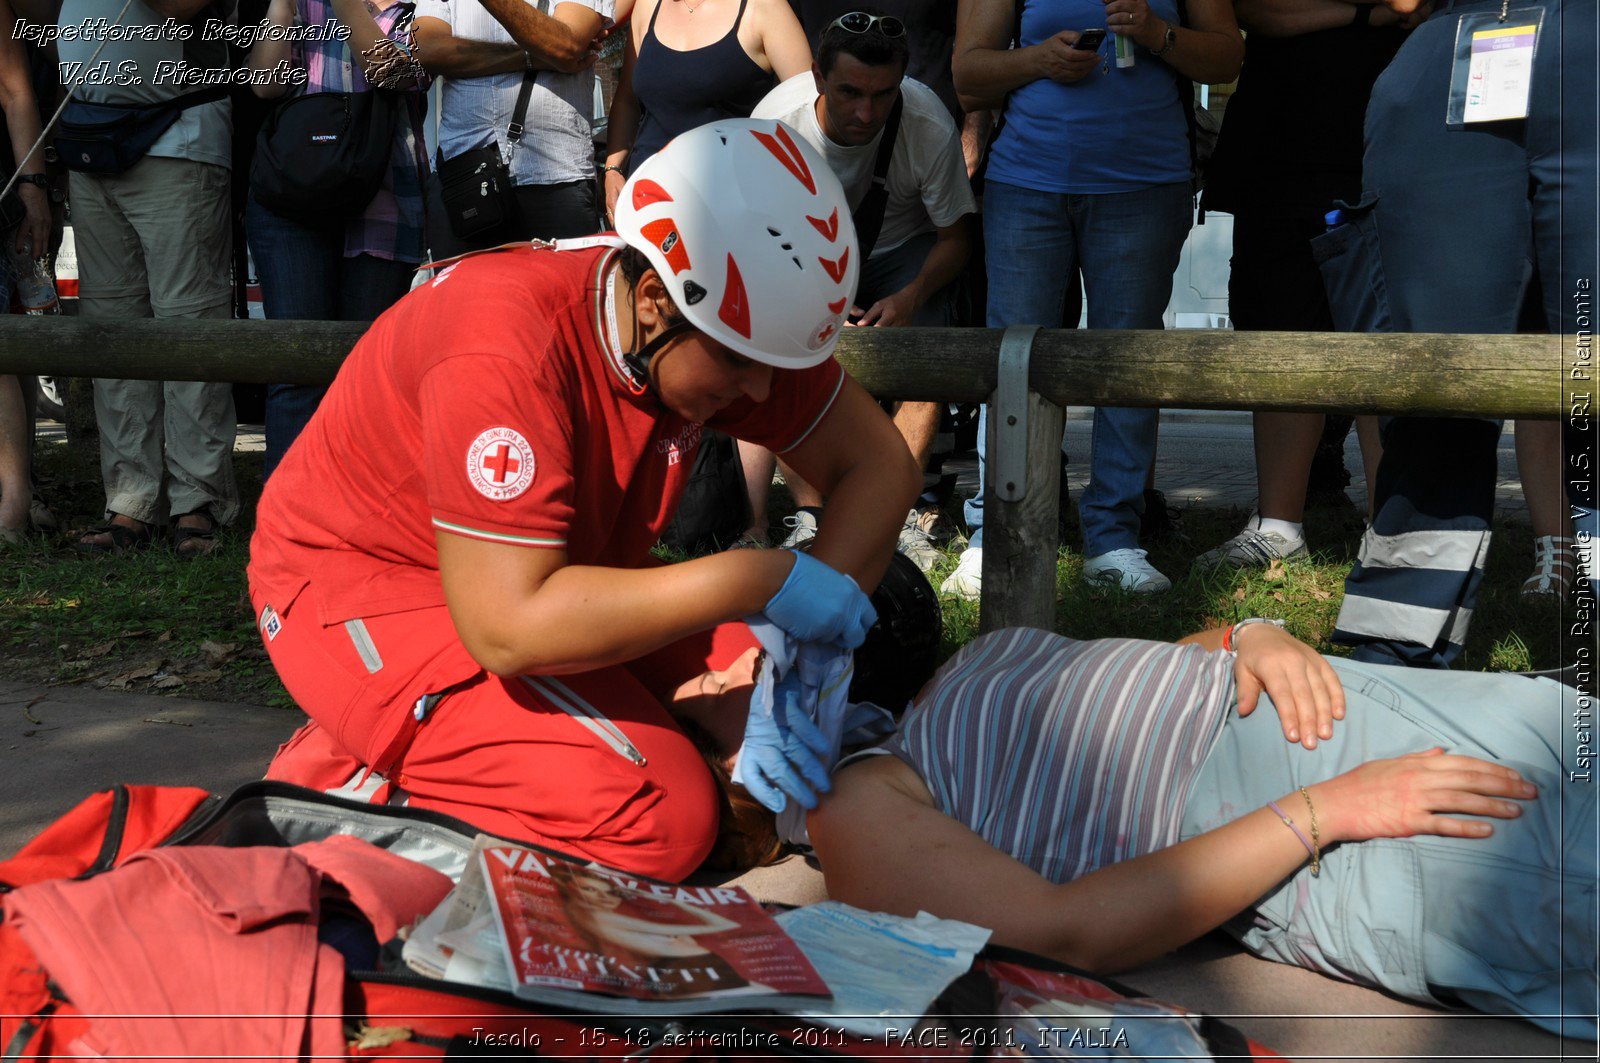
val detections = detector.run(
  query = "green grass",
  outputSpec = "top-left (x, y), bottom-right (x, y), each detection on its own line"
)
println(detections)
top-left (0, 436), bottom-right (1568, 711)
top-left (0, 432), bottom-right (293, 708)
top-left (926, 495), bottom-right (1565, 673)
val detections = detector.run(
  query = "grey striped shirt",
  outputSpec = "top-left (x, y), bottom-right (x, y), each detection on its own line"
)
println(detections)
top-left (882, 628), bottom-right (1236, 883)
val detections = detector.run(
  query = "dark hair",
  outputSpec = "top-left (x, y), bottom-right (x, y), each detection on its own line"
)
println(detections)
top-left (617, 244), bottom-right (684, 324)
top-left (618, 244), bottom-right (653, 287)
top-left (816, 9), bottom-right (910, 78)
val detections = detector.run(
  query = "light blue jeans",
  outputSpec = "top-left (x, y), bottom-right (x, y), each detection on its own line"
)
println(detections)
top-left (1181, 659), bottom-right (1597, 1039)
top-left (966, 180), bottom-right (1191, 556)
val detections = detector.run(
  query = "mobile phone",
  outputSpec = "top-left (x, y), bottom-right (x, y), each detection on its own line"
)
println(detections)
top-left (1073, 28), bottom-right (1107, 50)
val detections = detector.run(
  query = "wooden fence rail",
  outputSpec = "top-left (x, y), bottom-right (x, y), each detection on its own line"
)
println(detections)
top-left (0, 318), bottom-right (1568, 630)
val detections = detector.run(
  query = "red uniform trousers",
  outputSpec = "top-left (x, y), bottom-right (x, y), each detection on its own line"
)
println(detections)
top-left (251, 582), bottom-right (759, 882)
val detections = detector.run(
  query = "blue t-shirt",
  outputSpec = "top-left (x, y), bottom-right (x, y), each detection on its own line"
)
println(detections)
top-left (986, 0), bottom-right (1191, 194)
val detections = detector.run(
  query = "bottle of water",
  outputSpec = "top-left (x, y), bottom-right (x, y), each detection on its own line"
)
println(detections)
top-left (5, 238), bottom-right (59, 315)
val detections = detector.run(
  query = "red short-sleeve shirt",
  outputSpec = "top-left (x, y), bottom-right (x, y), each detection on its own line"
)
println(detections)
top-left (249, 244), bottom-right (845, 627)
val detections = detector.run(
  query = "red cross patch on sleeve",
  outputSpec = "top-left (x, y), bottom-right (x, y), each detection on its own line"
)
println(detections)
top-left (466, 427), bottom-right (537, 501)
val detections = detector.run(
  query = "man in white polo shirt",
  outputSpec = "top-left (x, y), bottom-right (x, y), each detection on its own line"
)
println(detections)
top-left (749, 9), bottom-right (974, 571)
top-left (414, 0), bottom-right (610, 255)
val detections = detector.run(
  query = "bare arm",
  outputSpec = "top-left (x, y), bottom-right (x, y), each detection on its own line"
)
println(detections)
top-left (413, 15), bottom-right (526, 76)
top-left (438, 534), bottom-right (797, 676)
top-left (436, 376), bottom-right (913, 676)
top-left (478, 0), bottom-right (599, 71)
top-left (747, 0), bottom-right (809, 79)
top-left (959, 108), bottom-right (994, 178)
top-left (953, 0), bottom-right (1097, 113)
top-left (777, 374), bottom-right (922, 591)
top-left (811, 748), bottom-right (1535, 974)
top-left (0, 0), bottom-right (48, 255)
top-left (601, 16), bottom-right (640, 218)
top-left (853, 214), bottom-right (973, 327)
top-left (1105, 0), bottom-right (1243, 86)
top-left (1177, 622), bottom-right (1346, 749)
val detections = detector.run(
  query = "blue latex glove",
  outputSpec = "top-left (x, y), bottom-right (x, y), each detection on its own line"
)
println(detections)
top-left (763, 550), bottom-right (878, 650)
top-left (737, 666), bottom-right (833, 814)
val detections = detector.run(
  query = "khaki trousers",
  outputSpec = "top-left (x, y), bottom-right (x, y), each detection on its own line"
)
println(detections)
top-left (71, 156), bottom-right (239, 526)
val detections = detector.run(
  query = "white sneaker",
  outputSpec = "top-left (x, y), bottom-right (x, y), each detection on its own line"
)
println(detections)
top-left (896, 510), bottom-right (942, 573)
top-left (939, 547), bottom-right (983, 600)
top-left (1082, 547), bottom-right (1172, 594)
top-left (778, 510), bottom-right (819, 550)
top-left (1194, 524), bottom-right (1308, 570)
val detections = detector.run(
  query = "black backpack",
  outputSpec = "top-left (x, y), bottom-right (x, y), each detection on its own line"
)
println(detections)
top-left (250, 89), bottom-right (402, 225)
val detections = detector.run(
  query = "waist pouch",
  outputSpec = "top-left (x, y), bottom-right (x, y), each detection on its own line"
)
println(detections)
top-left (54, 86), bottom-right (229, 175)
top-left (251, 90), bottom-right (402, 227)
top-left (436, 143), bottom-right (518, 240)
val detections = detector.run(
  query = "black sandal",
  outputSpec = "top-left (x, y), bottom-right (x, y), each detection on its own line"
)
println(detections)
top-left (75, 520), bottom-right (155, 554)
top-left (172, 514), bottom-right (220, 559)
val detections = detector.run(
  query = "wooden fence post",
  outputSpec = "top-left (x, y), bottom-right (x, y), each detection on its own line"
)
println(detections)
top-left (979, 327), bottom-right (1065, 633)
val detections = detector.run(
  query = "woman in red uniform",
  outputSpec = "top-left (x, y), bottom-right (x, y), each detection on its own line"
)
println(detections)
top-left (247, 118), bottom-right (921, 881)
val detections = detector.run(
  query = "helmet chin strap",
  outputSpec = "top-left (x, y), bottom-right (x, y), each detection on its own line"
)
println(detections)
top-left (623, 317), bottom-right (697, 395)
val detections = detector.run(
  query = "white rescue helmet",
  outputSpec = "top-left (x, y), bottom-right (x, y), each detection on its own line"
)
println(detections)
top-left (613, 118), bottom-right (860, 370)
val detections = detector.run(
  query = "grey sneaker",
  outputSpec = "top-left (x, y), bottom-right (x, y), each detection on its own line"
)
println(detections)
top-left (896, 510), bottom-right (942, 573)
top-left (1194, 524), bottom-right (1308, 570)
top-left (778, 509), bottom-right (819, 550)
top-left (939, 546), bottom-right (982, 600)
top-left (1082, 547), bottom-right (1172, 594)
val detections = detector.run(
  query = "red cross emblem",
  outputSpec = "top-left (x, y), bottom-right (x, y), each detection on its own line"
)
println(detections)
top-left (466, 427), bottom-right (536, 501)
top-left (482, 443), bottom-right (521, 484)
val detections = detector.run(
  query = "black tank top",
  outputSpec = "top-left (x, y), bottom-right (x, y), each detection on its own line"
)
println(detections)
top-left (627, 0), bottom-right (776, 175)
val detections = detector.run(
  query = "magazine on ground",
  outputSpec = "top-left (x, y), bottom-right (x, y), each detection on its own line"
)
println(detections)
top-left (404, 835), bottom-right (831, 1014)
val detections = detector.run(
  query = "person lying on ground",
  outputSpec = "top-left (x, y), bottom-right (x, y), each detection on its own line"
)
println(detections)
top-left (667, 622), bottom-right (1595, 1038)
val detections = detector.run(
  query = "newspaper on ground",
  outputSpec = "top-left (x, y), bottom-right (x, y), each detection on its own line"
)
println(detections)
top-left (775, 901), bottom-right (991, 1038)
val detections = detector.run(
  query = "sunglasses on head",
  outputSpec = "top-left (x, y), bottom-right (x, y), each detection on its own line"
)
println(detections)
top-left (827, 11), bottom-right (906, 37)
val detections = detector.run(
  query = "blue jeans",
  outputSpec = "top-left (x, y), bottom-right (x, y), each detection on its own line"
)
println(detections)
top-left (1182, 661), bottom-right (1595, 1039)
top-left (965, 180), bottom-right (1191, 555)
top-left (246, 199), bottom-right (416, 479)
top-left (858, 231), bottom-right (957, 327)
top-left (1329, 0), bottom-right (1597, 668)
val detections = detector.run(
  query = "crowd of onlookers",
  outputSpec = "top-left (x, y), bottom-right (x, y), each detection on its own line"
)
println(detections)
top-left (0, 0), bottom-right (1593, 671)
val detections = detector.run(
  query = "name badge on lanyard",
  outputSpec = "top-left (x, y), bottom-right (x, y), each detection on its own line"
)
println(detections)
top-left (1447, 6), bottom-right (1545, 126)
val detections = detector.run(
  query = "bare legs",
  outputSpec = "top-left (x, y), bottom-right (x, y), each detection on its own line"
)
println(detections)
top-left (0, 374), bottom-right (29, 539)
top-left (1515, 419), bottom-right (1577, 595)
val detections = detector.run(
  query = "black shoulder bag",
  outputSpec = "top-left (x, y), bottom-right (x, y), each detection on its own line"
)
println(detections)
top-left (1172, 0), bottom-right (1220, 216)
top-left (436, 69), bottom-right (538, 241)
top-left (251, 88), bottom-right (403, 226)
top-left (849, 92), bottom-right (903, 260)
top-left (55, 86), bottom-right (231, 175)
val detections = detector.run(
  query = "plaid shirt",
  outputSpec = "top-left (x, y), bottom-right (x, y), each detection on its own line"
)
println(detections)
top-left (292, 0), bottom-right (431, 262)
